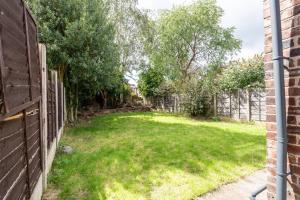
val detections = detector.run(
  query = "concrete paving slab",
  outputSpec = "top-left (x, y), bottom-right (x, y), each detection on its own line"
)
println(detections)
top-left (197, 170), bottom-right (267, 200)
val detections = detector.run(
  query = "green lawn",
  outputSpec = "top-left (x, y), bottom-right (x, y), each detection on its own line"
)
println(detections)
top-left (49, 112), bottom-right (266, 200)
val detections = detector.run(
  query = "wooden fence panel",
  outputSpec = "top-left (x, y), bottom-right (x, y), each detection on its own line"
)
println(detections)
top-left (47, 71), bottom-right (56, 149)
top-left (0, 2), bottom-right (66, 200)
top-left (58, 82), bottom-right (62, 130)
top-left (0, 1), bottom-right (41, 118)
top-left (0, 1), bottom-right (43, 199)
top-left (250, 91), bottom-right (266, 121)
top-left (239, 91), bottom-right (249, 120)
top-left (24, 8), bottom-right (41, 100)
top-left (0, 0), bottom-right (30, 114)
top-left (217, 93), bottom-right (231, 117)
top-left (217, 89), bottom-right (266, 121)
top-left (153, 89), bottom-right (266, 122)
top-left (0, 117), bottom-right (29, 200)
top-left (0, 102), bottom-right (43, 200)
top-left (24, 103), bottom-right (42, 194)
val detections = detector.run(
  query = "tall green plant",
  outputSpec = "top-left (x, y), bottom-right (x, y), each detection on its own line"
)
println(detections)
top-left (27, 0), bottom-right (122, 121)
top-left (218, 55), bottom-right (265, 91)
top-left (105, 0), bottom-right (149, 78)
top-left (137, 0), bottom-right (241, 117)
top-left (155, 0), bottom-right (240, 87)
top-left (138, 67), bottom-right (164, 98)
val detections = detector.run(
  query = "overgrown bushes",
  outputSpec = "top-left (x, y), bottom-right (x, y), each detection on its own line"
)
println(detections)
top-left (140, 55), bottom-right (265, 117)
top-left (218, 55), bottom-right (265, 91)
top-left (26, 0), bottom-right (145, 121)
top-left (189, 55), bottom-right (265, 116)
top-left (137, 1), bottom-right (265, 117)
top-left (138, 0), bottom-right (242, 116)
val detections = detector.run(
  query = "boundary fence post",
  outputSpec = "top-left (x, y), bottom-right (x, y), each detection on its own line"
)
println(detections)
top-left (39, 44), bottom-right (48, 191)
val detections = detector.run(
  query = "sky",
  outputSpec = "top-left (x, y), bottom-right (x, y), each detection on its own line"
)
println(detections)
top-left (138, 0), bottom-right (264, 59)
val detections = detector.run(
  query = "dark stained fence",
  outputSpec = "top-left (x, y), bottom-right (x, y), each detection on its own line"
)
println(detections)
top-left (0, 0), bottom-right (43, 199)
top-left (24, 102), bottom-right (43, 196)
top-left (58, 81), bottom-right (63, 130)
top-left (0, 1), bottom-right (41, 118)
top-left (0, 102), bottom-right (42, 200)
top-left (47, 71), bottom-right (56, 149)
top-left (0, 115), bottom-right (29, 200)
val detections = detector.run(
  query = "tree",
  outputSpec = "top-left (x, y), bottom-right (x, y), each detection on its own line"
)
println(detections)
top-left (138, 67), bottom-right (164, 98)
top-left (27, 0), bottom-right (123, 121)
top-left (155, 0), bottom-right (240, 87)
top-left (105, 0), bottom-right (148, 79)
top-left (137, 0), bottom-right (241, 116)
top-left (218, 55), bottom-right (265, 91)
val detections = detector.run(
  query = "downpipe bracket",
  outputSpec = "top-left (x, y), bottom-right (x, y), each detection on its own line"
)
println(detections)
top-left (273, 56), bottom-right (291, 71)
top-left (249, 172), bottom-right (292, 200)
top-left (272, 56), bottom-right (290, 61)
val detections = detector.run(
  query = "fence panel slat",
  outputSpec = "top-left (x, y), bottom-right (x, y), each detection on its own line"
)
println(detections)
top-left (23, 7), bottom-right (33, 101)
top-left (0, 27), bottom-right (8, 114)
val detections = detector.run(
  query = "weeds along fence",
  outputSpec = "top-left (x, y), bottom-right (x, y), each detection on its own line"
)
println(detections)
top-left (0, 1), bottom-right (65, 200)
top-left (153, 89), bottom-right (266, 122)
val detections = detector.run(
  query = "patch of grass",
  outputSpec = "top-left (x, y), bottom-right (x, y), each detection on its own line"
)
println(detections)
top-left (49, 112), bottom-right (266, 200)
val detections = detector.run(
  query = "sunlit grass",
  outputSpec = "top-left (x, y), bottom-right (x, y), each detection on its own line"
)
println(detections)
top-left (49, 112), bottom-right (266, 200)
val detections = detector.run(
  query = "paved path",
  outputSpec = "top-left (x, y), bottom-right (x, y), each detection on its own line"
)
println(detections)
top-left (197, 170), bottom-right (267, 200)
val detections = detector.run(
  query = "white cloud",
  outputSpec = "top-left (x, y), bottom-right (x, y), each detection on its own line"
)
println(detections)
top-left (138, 0), bottom-right (264, 59)
top-left (217, 0), bottom-right (264, 58)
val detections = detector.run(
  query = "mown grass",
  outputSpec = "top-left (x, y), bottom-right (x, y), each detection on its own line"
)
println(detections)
top-left (49, 112), bottom-right (266, 200)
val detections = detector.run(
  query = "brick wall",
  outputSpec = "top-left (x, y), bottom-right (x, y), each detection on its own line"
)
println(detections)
top-left (264, 0), bottom-right (300, 199)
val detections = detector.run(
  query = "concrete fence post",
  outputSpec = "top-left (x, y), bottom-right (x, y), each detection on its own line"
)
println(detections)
top-left (247, 90), bottom-right (251, 121)
top-left (238, 90), bottom-right (241, 120)
top-left (258, 90), bottom-right (262, 121)
top-left (39, 44), bottom-right (48, 191)
top-left (229, 92), bottom-right (232, 118)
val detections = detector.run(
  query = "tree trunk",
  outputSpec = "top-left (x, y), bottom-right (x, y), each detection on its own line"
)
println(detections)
top-left (74, 83), bottom-right (79, 121)
top-left (120, 93), bottom-right (124, 105)
top-left (213, 94), bottom-right (217, 117)
top-left (58, 65), bottom-right (66, 82)
top-left (67, 83), bottom-right (78, 122)
top-left (103, 91), bottom-right (108, 109)
top-left (100, 90), bottom-right (108, 109)
top-left (103, 91), bottom-right (107, 109)
top-left (67, 89), bottom-right (74, 122)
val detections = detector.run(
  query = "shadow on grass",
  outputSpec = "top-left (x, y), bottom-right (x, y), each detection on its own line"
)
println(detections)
top-left (49, 112), bottom-right (266, 200)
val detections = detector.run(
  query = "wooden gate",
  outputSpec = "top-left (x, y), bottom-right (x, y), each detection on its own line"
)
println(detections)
top-left (0, 0), bottom-right (43, 199)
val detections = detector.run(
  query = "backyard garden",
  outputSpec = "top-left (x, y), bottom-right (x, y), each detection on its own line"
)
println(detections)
top-left (22, 0), bottom-right (268, 199)
top-left (47, 112), bottom-right (266, 200)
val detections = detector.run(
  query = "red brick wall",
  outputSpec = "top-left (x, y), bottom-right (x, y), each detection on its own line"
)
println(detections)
top-left (264, 0), bottom-right (300, 199)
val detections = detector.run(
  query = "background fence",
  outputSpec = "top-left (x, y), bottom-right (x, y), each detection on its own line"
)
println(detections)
top-left (153, 95), bottom-right (185, 113)
top-left (0, 1), bottom-right (65, 200)
top-left (217, 89), bottom-right (266, 121)
top-left (153, 89), bottom-right (266, 122)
